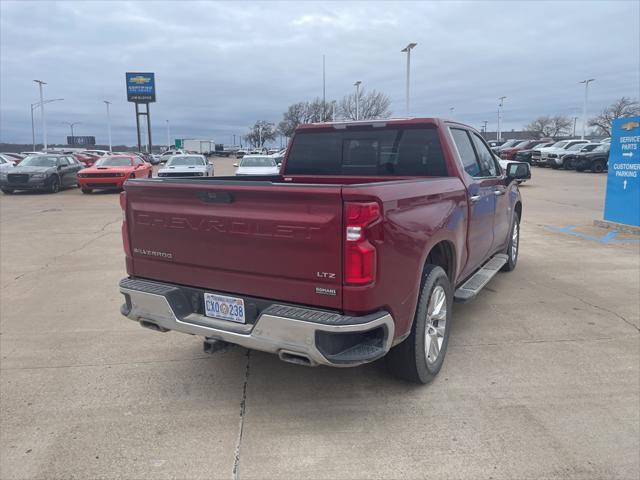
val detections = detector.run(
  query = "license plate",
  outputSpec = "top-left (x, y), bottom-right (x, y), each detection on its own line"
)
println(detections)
top-left (204, 293), bottom-right (245, 324)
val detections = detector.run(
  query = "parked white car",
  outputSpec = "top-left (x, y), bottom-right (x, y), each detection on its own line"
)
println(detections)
top-left (0, 154), bottom-right (16, 170)
top-left (539, 140), bottom-right (589, 167)
top-left (157, 155), bottom-right (213, 178)
top-left (159, 149), bottom-right (186, 163)
top-left (497, 156), bottom-right (528, 184)
top-left (532, 140), bottom-right (589, 166)
top-left (234, 155), bottom-right (281, 176)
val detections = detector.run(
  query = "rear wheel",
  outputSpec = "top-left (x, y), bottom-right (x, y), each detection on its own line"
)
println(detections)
top-left (147, 171), bottom-right (152, 178)
top-left (81, 187), bottom-right (92, 194)
top-left (592, 160), bottom-right (605, 173)
top-left (385, 265), bottom-right (451, 384)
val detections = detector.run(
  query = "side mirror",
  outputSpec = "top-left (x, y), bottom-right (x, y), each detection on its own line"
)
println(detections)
top-left (57, 165), bottom-right (63, 170)
top-left (506, 162), bottom-right (531, 182)
top-left (277, 162), bottom-right (282, 167)
top-left (233, 163), bottom-right (238, 167)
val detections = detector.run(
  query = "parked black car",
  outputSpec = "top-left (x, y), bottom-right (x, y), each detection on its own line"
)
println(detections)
top-left (560, 143), bottom-right (602, 170)
top-left (513, 142), bottom-right (555, 164)
top-left (573, 144), bottom-right (610, 173)
top-left (0, 154), bottom-right (83, 194)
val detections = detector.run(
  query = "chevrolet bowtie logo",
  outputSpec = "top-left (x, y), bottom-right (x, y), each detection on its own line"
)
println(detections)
top-left (130, 75), bottom-right (150, 85)
top-left (620, 121), bottom-right (639, 131)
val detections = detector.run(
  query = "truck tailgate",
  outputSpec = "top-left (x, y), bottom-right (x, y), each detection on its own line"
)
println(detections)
top-left (124, 180), bottom-right (343, 309)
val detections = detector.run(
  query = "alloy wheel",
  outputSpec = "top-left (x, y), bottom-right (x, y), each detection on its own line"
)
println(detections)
top-left (424, 285), bottom-right (447, 364)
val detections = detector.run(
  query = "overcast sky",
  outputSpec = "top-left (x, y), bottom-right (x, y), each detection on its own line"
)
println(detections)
top-left (1, 1), bottom-right (639, 146)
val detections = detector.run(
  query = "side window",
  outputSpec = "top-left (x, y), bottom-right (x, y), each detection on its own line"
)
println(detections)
top-left (450, 128), bottom-right (481, 177)
top-left (470, 133), bottom-right (498, 177)
top-left (58, 157), bottom-right (69, 167)
top-left (133, 157), bottom-right (142, 166)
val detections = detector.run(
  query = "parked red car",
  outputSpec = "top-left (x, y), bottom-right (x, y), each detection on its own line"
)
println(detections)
top-left (73, 152), bottom-right (100, 167)
top-left (500, 139), bottom-right (552, 160)
top-left (78, 154), bottom-right (152, 193)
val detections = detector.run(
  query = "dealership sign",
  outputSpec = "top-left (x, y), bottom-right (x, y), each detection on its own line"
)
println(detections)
top-left (67, 136), bottom-right (96, 146)
top-left (603, 116), bottom-right (640, 227)
top-left (125, 72), bottom-right (156, 103)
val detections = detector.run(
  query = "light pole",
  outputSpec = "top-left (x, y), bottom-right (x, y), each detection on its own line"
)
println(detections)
top-left (354, 80), bottom-right (362, 120)
top-left (572, 116), bottom-right (578, 137)
top-left (482, 120), bottom-right (488, 134)
top-left (579, 78), bottom-right (595, 140)
top-left (34, 80), bottom-right (47, 151)
top-left (497, 96), bottom-right (507, 141)
top-left (31, 98), bottom-right (63, 151)
top-left (165, 119), bottom-right (171, 148)
top-left (104, 101), bottom-right (112, 152)
top-left (62, 122), bottom-right (81, 144)
top-left (401, 42), bottom-right (417, 117)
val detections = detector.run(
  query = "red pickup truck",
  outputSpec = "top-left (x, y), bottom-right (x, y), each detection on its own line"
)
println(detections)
top-left (118, 118), bottom-right (530, 383)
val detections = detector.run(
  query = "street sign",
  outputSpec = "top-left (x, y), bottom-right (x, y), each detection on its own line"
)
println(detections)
top-left (67, 136), bottom-right (96, 146)
top-left (603, 116), bottom-right (640, 227)
top-left (125, 72), bottom-right (156, 103)
top-left (175, 139), bottom-right (183, 149)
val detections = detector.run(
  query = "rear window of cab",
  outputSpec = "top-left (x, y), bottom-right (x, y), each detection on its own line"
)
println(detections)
top-left (286, 127), bottom-right (448, 176)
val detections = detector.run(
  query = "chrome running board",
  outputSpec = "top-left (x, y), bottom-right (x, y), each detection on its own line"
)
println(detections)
top-left (454, 254), bottom-right (508, 302)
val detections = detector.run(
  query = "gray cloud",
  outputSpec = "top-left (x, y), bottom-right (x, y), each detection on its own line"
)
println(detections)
top-left (1, 0), bottom-right (638, 145)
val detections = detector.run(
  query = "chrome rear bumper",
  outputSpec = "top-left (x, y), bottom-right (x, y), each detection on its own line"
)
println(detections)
top-left (119, 278), bottom-right (394, 367)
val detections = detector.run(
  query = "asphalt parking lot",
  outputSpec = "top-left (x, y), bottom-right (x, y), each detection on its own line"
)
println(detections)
top-left (1, 159), bottom-right (638, 480)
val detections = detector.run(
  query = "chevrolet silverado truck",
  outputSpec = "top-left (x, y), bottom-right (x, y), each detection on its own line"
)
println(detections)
top-left (118, 118), bottom-right (530, 383)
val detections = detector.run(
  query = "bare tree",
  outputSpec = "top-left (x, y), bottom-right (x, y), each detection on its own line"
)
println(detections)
top-left (338, 88), bottom-right (391, 120)
top-left (588, 97), bottom-right (640, 136)
top-left (525, 115), bottom-right (573, 137)
top-left (244, 120), bottom-right (276, 147)
top-left (277, 98), bottom-right (334, 138)
top-left (549, 115), bottom-right (573, 136)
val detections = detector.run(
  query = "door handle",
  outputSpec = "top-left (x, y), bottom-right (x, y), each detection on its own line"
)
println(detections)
top-left (469, 195), bottom-right (481, 203)
top-left (493, 189), bottom-right (506, 196)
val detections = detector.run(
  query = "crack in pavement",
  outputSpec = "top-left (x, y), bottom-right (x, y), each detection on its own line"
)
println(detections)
top-left (562, 292), bottom-right (639, 333)
top-left (232, 349), bottom-right (251, 480)
top-left (0, 355), bottom-right (213, 371)
top-left (528, 280), bottom-right (640, 333)
top-left (451, 334), bottom-right (638, 348)
top-left (2, 218), bottom-right (120, 289)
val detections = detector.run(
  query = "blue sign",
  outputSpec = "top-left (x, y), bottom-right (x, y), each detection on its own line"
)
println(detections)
top-left (603, 116), bottom-right (640, 227)
top-left (125, 72), bottom-right (156, 103)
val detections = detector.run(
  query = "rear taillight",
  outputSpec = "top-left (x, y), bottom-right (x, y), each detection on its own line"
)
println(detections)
top-left (120, 191), bottom-right (131, 257)
top-left (344, 202), bottom-right (380, 285)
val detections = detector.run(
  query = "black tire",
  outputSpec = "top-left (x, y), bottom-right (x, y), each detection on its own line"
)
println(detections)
top-left (147, 171), bottom-right (152, 178)
top-left (502, 213), bottom-right (520, 272)
top-left (81, 188), bottom-right (92, 194)
top-left (49, 176), bottom-right (60, 194)
top-left (385, 265), bottom-right (452, 384)
top-left (592, 160), bottom-right (605, 173)
top-left (576, 166), bottom-right (585, 172)
top-left (129, 173), bottom-right (135, 179)
top-left (1, 187), bottom-right (14, 194)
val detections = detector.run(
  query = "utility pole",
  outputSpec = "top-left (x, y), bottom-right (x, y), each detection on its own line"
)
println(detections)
top-left (233, 134), bottom-right (236, 146)
top-left (62, 122), bottom-right (81, 142)
top-left (579, 78), bottom-right (595, 140)
top-left (572, 116), bottom-right (578, 137)
top-left (165, 119), bottom-right (170, 148)
top-left (354, 81), bottom-right (362, 120)
top-left (497, 96), bottom-right (507, 141)
top-left (322, 54), bottom-right (326, 121)
top-left (31, 98), bottom-right (63, 151)
top-left (34, 80), bottom-right (47, 151)
top-left (482, 120), bottom-right (488, 134)
top-left (104, 101), bottom-right (112, 152)
top-left (401, 43), bottom-right (417, 117)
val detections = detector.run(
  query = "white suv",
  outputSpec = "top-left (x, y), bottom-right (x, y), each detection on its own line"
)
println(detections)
top-left (535, 140), bottom-right (589, 167)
